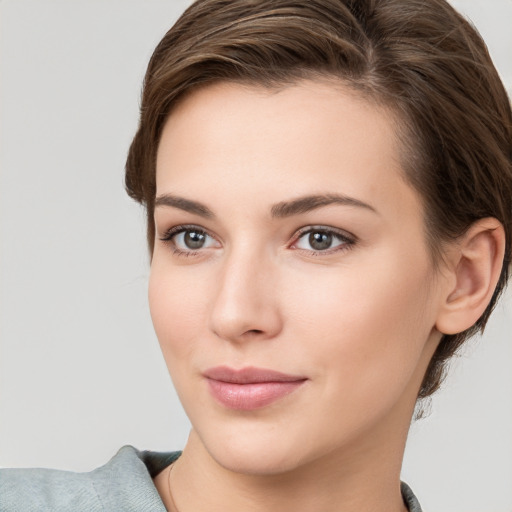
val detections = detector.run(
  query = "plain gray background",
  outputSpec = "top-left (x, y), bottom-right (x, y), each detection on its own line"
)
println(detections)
top-left (0, 1), bottom-right (511, 511)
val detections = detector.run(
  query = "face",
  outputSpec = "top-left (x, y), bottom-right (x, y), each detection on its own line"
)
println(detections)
top-left (150, 80), bottom-right (445, 475)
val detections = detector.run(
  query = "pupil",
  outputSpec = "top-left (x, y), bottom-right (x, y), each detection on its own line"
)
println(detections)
top-left (184, 231), bottom-right (205, 249)
top-left (309, 232), bottom-right (332, 250)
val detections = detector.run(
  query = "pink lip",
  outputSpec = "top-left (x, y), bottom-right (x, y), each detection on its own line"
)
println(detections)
top-left (203, 366), bottom-right (307, 410)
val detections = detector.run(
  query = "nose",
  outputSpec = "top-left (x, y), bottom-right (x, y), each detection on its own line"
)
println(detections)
top-left (209, 245), bottom-right (283, 343)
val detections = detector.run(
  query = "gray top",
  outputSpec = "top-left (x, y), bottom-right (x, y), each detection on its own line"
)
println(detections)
top-left (0, 445), bottom-right (422, 511)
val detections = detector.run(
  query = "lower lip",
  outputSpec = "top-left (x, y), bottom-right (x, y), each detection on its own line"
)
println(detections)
top-left (207, 379), bottom-right (306, 410)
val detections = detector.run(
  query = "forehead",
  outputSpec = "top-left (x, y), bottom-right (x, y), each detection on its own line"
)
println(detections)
top-left (155, 79), bottom-right (419, 223)
top-left (159, 79), bottom-right (398, 155)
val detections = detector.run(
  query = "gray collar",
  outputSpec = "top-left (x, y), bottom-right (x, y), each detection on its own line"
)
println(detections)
top-left (0, 445), bottom-right (422, 511)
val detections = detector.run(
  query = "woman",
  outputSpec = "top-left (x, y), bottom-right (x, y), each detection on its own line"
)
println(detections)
top-left (1, 0), bottom-right (511, 511)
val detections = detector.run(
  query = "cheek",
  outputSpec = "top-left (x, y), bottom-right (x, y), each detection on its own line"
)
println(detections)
top-left (286, 251), bottom-right (437, 390)
top-left (148, 261), bottom-right (210, 362)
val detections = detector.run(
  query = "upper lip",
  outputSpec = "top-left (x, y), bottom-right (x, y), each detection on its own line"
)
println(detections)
top-left (203, 366), bottom-right (306, 384)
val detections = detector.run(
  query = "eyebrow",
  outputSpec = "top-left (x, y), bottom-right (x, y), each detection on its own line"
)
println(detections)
top-left (154, 193), bottom-right (377, 219)
top-left (270, 193), bottom-right (377, 218)
top-left (154, 194), bottom-right (214, 218)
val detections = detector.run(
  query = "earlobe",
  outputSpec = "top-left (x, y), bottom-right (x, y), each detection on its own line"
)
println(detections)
top-left (435, 218), bottom-right (505, 335)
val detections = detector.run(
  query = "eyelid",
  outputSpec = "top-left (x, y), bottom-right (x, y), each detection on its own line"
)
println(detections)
top-left (293, 225), bottom-right (355, 240)
top-left (160, 224), bottom-right (203, 240)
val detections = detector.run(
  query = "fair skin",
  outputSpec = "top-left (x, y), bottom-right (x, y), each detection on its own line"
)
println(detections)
top-left (150, 80), bottom-right (504, 512)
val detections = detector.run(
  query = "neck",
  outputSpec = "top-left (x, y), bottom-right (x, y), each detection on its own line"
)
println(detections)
top-left (158, 424), bottom-right (410, 512)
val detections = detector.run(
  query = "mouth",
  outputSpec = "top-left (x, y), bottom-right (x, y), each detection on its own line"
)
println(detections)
top-left (203, 366), bottom-right (307, 410)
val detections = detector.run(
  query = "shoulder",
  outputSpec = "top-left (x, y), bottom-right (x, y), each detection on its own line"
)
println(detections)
top-left (0, 445), bottom-right (180, 512)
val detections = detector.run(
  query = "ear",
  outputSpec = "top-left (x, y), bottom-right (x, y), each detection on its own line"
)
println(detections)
top-left (435, 218), bottom-right (505, 335)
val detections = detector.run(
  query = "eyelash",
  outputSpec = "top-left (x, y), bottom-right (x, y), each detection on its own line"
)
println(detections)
top-left (159, 224), bottom-right (357, 257)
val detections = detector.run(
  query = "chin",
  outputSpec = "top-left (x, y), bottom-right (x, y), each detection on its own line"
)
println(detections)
top-left (209, 444), bottom-right (307, 477)
top-left (193, 421), bottom-right (313, 476)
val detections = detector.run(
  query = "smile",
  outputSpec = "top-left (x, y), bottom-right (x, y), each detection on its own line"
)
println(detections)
top-left (203, 366), bottom-right (308, 410)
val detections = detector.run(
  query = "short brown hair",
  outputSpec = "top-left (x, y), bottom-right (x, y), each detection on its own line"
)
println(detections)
top-left (125, 0), bottom-right (512, 399)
